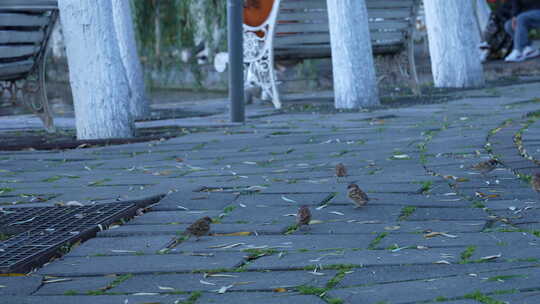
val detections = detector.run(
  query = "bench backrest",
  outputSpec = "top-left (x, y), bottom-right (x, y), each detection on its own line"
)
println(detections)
top-left (274, 0), bottom-right (418, 59)
top-left (0, 0), bottom-right (58, 81)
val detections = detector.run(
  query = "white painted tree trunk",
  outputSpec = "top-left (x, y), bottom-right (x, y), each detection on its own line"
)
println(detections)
top-left (326, 0), bottom-right (379, 109)
top-left (58, 0), bottom-right (134, 139)
top-left (112, 0), bottom-right (150, 119)
top-left (424, 0), bottom-right (485, 88)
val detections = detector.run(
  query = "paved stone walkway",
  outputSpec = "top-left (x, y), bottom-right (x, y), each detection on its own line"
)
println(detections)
top-left (2, 82), bottom-right (540, 304)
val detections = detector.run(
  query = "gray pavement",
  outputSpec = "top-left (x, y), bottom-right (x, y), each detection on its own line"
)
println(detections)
top-left (2, 82), bottom-right (540, 303)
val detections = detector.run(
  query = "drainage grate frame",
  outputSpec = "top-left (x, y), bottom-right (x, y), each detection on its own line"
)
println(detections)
top-left (0, 202), bottom-right (140, 274)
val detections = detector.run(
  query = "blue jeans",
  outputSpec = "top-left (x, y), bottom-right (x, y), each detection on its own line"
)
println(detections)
top-left (504, 10), bottom-right (540, 51)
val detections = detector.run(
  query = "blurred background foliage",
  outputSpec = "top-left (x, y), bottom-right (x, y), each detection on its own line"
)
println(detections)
top-left (131, 0), bottom-right (227, 68)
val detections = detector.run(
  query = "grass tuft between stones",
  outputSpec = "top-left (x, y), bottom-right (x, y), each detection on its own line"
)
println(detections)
top-left (463, 290), bottom-right (506, 304)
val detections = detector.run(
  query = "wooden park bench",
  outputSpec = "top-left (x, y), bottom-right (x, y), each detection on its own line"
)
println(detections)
top-left (0, 0), bottom-right (58, 132)
top-left (241, 0), bottom-right (421, 108)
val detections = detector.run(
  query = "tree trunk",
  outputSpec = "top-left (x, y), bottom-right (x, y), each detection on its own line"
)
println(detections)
top-left (112, 0), bottom-right (150, 119)
top-left (58, 0), bottom-right (134, 139)
top-left (326, 0), bottom-right (379, 109)
top-left (154, 0), bottom-right (161, 58)
top-left (424, 0), bottom-right (485, 88)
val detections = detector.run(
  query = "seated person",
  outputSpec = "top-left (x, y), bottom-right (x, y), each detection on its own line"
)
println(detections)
top-left (480, 1), bottom-right (513, 62)
top-left (504, 0), bottom-right (540, 62)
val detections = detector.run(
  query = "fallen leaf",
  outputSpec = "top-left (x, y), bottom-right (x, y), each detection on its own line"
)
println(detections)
top-left (329, 211), bottom-right (344, 216)
top-left (308, 220), bottom-right (324, 225)
top-left (392, 154), bottom-right (410, 159)
top-left (391, 246), bottom-right (408, 252)
top-left (43, 278), bottom-right (73, 284)
top-left (208, 243), bottom-right (245, 249)
top-left (424, 232), bottom-right (457, 238)
top-left (281, 196), bottom-right (297, 203)
top-left (440, 233), bottom-right (458, 238)
top-left (217, 284), bottom-right (234, 294)
top-left (205, 274), bottom-right (238, 278)
top-left (480, 253), bottom-right (501, 261)
top-left (274, 288), bottom-right (287, 292)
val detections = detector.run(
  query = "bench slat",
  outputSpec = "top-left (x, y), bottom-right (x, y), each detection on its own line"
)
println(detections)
top-left (275, 31), bottom-right (404, 47)
top-left (368, 8), bottom-right (412, 19)
top-left (0, 30), bottom-right (44, 44)
top-left (0, 45), bottom-right (38, 59)
top-left (275, 43), bottom-right (403, 58)
top-left (281, 0), bottom-right (413, 10)
top-left (276, 20), bottom-right (409, 33)
top-left (0, 59), bottom-right (34, 80)
top-left (0, 13), bottom-right (49, 27)
top-left (278, 9), bottom-right (411, 23)
top-left (0, 0), bottom-right (57, 10)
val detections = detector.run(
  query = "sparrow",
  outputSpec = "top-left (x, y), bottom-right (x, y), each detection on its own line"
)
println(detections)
top-left (531, 172), bottom-right (540, 193)
top-left (471, 159), bottom-right (498, 175)
top-left (186, 216), bottom-right (212, 241)
top-left (347, 183), bottom-right (369, 208)
top-left (335, 163), bottom-right (347, 178)
top-left (297, 205), bottom-right (311, 230)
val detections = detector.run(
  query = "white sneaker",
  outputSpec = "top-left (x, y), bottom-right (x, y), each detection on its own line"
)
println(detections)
top-left (522, 46), bottom-right (540, 60)
top-left (505, 49), bottom-right (524, 62)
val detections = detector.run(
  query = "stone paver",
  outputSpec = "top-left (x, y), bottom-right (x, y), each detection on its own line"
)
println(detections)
top-left (3, 80), bottom-right (540, 303)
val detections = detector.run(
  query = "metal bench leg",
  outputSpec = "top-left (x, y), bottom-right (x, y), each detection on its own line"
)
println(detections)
top-left (22, 49), bottom-right (55, 133)
top-left (243, 31), bottom-right (282, 109)
top-left (267, 49), bottom-right (282, 109)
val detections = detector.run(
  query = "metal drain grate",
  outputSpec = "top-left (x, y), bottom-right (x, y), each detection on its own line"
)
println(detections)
top-left (0, 202), bottom-right (139, 273)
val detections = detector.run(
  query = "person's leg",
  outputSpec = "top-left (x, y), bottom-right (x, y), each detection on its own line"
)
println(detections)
top-left (515, 10), bottom-right (540, 50)
top-left (504, 18), bottom-right (515, 40)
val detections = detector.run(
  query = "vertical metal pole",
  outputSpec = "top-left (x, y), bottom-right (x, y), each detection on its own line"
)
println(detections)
top-left (228, 0), bottom-right (245, 122)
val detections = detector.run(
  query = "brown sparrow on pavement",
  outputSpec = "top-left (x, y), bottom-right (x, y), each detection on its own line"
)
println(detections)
top-left (347, 183), bottom-right (369, 208)
top-left (186, 216), bottom-right (212, 241)
top-left (335, 163), bottom-right (347, 177)
top-left (297, 205), bottom-right (311, 230)
top-left (471, 159), bottom-right (498, 175)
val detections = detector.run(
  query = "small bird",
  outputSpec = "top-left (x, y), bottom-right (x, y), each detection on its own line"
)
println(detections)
top-left (186, 216), bottom-right (212, 241)
top-left (531, 172), bottom-right (540, 193)
top-left (297, 205), bottom-right (311, 230)
top-left (471, 159), bottom-right (499, 175)
top-left (335, 163), bottom-right (347, 178)
top-left (347, 183), bottom-right (369, 208)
